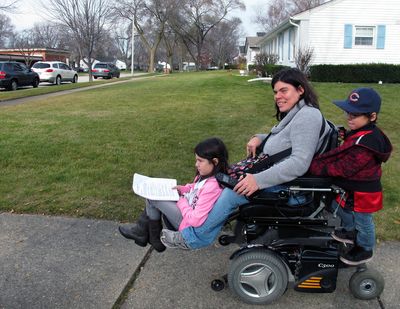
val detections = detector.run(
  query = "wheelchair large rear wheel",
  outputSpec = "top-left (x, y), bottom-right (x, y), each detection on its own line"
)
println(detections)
top-left (228, 249), bottom-right (288, 305)
top-left (349, 267), bottom-right (384, 300)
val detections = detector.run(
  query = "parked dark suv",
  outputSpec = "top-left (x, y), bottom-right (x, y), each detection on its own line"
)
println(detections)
top-left (0, 61), bottom-right (40, 91)
top-left (92, 62), bottom-right (120, 79)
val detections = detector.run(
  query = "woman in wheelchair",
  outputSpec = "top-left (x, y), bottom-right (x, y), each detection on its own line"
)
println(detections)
top-left (161, 68), bottom-right (331, 249)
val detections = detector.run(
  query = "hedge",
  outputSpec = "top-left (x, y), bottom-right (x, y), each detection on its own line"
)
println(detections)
top-left (309, 64), bottom-right (400, 83)
top-left (248, 64), bottom-right (290, 77)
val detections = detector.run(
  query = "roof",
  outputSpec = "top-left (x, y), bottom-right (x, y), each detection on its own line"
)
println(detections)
top-left (245, 36), bottom-right (263, 48)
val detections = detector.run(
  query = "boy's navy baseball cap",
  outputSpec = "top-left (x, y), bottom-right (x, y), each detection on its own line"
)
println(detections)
top-left (333, 87), bottom-right (381, 113)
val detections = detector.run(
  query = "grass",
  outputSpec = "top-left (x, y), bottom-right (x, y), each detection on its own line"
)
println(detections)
top-left (0, 71), bottom-right (398, 241)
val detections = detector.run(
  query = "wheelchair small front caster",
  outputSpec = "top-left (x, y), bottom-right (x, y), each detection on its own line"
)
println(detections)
top-left (349, 267), bottom-right (384, 300)
top-left (211, 279), bottom-right (225, 291)
top-left (218, 235), bottom-right (231, 246)
top-left (211, 274), bottom-right (227, 292)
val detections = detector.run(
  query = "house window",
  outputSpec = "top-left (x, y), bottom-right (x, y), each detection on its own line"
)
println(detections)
top-left (354, 26), bottom-right (374, 46)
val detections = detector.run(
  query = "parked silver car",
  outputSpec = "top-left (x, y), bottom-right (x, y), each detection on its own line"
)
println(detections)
top-left (31, 61), bottom-right (78, 85)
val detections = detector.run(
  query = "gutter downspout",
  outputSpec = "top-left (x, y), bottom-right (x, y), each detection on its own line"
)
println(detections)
top-left (289, 17), bottom-right (300, 60)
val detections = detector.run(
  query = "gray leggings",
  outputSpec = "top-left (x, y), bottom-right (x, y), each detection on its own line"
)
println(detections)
top-left (145, 199), bottom-right (182, 230)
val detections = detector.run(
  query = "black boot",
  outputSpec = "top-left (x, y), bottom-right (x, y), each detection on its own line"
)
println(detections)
top-left (148, 220), bottom-right (166, 252)
top-left (118, 211), bottom-right (149, 247)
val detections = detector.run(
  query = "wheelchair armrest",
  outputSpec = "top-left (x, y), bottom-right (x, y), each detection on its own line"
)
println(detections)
top-left (283, 175), bottom-right (333, 188)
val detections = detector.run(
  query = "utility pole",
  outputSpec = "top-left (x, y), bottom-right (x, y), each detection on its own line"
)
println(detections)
top-left (131, 19), bottom-right (135, 76)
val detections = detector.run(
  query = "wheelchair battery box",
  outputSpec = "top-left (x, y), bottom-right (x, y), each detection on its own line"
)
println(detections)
top-left (294, 249), bottom-right (338, 293)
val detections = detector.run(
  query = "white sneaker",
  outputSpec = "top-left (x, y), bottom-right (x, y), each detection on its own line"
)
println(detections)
top-left (160, 229), bottom-right (189, 250)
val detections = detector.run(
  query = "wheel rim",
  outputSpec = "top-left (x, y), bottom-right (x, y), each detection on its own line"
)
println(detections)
top-left (358, 278), bottom-right (377, 297)
top-left (12, 81), bottom-right (17, 90)
top-left (237, 262), bottom-right (278, 298)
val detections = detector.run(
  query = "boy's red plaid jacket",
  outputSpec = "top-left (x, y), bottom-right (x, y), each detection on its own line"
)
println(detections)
top-left (309, 124), bottom-right (392, 212)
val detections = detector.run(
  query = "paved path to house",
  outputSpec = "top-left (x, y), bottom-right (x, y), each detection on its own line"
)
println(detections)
top-left (0, 213), bottom-right (399, 309)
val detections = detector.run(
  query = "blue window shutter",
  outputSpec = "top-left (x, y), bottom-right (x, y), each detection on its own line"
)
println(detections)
top-left (377, 25), bottom-right (386, 49)
top-left (344, 24), bottom-right (352, 49)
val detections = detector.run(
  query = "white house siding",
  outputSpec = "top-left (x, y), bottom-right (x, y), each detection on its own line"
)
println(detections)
top-left (259, 0), bottom-right (400, 66)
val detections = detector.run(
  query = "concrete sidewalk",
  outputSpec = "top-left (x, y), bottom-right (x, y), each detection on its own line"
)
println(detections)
top-left (0, 213), bottom-right (399, 309)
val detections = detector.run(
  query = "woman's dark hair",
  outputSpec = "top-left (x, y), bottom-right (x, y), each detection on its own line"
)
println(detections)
top-left (271, 68), bottom-right (319, 120)
top-left (194, 137), bottom-right (229, 176)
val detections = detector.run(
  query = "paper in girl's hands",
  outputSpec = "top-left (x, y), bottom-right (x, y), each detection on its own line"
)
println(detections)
top-left (132, 173), bottom-right (180, 201)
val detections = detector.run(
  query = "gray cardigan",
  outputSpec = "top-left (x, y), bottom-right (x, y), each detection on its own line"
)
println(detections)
top-left (253, 100), bottom-right (329, 189)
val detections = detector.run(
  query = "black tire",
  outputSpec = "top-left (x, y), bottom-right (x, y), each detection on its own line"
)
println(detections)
top-left (218, 235), bottom-right (231, 246)
top-left (349, 268), bottom-right (384, 300)
top-left (8, 79), bottom-right (18, 91)
top-left (54, 75), bottom-right (61, 85)
top-left (32, 78), bottom-right (39, 88)
top-left (72, 75), bottom-right (78, 83)
top-left (94, 76), bottom-right (98, 79)
top-left (228, 249), bottom-right (288, 305)
top-left (211, 279), bottom-right (225, 292)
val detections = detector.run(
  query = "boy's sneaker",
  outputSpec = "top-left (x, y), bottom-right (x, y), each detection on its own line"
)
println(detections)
top-left (331, 228), bottom-right (356, 244)
top-left (160, 229), bottom-right (189, 250)
top-left (340, 245), bottom-right (373, 265)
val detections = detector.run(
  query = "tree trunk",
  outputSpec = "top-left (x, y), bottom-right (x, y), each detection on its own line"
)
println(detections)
top-left (148, 48), bottom-right (156, 73)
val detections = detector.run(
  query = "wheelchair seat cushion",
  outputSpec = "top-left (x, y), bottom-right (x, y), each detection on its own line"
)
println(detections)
top-left (239, 199), bottom-right (315, 218)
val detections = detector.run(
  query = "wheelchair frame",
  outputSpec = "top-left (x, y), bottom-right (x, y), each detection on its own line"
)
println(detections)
top-left (211, 177), bottom-right (384, 305)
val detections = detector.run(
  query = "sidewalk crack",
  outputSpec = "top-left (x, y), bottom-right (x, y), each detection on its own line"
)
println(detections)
top-left (111, 247), bottom-right (153, 309)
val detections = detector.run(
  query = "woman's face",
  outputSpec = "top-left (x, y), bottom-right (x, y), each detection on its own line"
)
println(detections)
top-left (273, 81), bottom-right (304, 113)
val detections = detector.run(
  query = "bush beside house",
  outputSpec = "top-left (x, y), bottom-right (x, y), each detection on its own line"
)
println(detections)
top-left (310, 64), bottom-right (400, 83)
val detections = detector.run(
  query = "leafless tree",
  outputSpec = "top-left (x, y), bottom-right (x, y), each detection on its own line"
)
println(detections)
top-left (254, 52), bottom-right (279, 66)
top-left (12, 29), bottom-right (37, 66)
top-left (0, 0), bottom-right (19, 13)
top-left (291, 0), bottom-right (324, 13)
top-left (46, 0), bottom-right (113, 81)
top-left (113, 0), bottom-right (175, 73)
top-left (0, 13), bottom-right (15, 48)
top-left (254, 0), bottom-right (326, 32)
top-left (113, 22), bottom-right (131, 68)
top-left (30, 22), bottom-right (69, 49)
top-left (295, 46), bottom-right (314, 75)
top-left (162, 26), bottom-right (179, 73)
top-left (207, 17), bottom-right (242, 68)
top-left (168, 0), bottom-right (245, 70)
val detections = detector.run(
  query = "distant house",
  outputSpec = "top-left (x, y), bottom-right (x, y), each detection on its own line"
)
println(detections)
top-left (258, 0), bottom-right (400, 66)
top-left (0, 48), bottom-right (71, 65)
top-left (243, 32), bottom-right (266, 69)
top-left (79, 59), bottom-right (100, 71)
top-left (115, 60), bottom-right (127, 70)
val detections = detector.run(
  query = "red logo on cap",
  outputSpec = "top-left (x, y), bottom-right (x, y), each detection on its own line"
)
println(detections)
top-left (349, 92), bottom-right (360, 102)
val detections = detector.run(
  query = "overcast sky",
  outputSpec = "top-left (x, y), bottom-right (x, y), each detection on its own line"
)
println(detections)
top-left (7, 0), bottom-right (269, 39)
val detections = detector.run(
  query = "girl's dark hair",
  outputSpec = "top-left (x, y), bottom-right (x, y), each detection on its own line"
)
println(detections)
top-left (194, 137), bottom-right (229, 176)
top-left (271, 68), bottom-right (319, 120)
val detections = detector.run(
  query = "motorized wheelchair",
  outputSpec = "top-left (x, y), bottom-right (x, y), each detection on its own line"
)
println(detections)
top-left (209, 124), bottom-right (385, 305)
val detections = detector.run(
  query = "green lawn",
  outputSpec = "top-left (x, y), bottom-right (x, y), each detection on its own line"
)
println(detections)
top-left (0, 71), bottom-right (398, 241)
